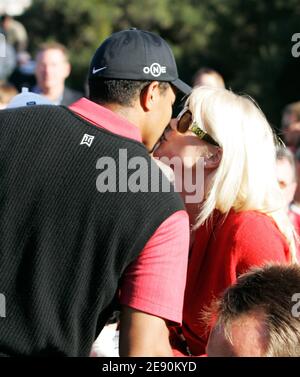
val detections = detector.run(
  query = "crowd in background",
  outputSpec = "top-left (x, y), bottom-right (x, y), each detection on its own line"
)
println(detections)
top-left (1, 15), bottom-right (300, 358)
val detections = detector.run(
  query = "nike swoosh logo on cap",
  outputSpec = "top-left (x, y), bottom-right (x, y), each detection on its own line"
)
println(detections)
top-left (92, 66), bottom-right (107, 74)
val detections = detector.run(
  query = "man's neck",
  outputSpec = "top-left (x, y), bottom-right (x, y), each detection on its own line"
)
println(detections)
top-left (103, 103), bottom-right (144, 134)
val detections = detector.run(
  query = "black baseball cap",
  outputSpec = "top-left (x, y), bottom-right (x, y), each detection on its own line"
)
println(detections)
top-left (88, 28), bottom-right (191, 95)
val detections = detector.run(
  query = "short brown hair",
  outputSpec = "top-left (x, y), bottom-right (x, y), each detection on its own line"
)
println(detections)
top-left (209, 264), bottom-right (300, 357)
top-left (36, 42), bottom-right (69, 62)
top-left (89, 79), bottom-right (170, 107)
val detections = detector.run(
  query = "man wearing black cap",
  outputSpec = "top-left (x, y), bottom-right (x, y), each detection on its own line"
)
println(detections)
top-left (0, 29), bottom-right (191, 356)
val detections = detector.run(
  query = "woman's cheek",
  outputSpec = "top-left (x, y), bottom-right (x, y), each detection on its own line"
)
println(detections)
top-left (153, 141), bottom-right (173, 159)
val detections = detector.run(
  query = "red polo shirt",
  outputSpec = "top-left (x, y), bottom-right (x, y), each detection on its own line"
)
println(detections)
top-left (69, 98), bottom-right (189, 324)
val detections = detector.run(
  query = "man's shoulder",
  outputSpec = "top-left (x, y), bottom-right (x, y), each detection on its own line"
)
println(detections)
top-left (0, 104), bottom-right (65, 118)
top-left (0, 105), bottom-right (76, 133)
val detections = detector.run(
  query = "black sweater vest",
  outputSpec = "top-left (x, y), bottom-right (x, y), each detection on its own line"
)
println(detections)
top-left (0, 105), bottom-right (184, 356)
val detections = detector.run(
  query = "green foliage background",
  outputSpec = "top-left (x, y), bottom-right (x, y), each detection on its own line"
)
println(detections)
top-left (19, 0), bottom-right (300, 128)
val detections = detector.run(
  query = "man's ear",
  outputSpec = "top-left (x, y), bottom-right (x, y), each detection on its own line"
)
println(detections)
top-left (204, 147), bottom-right (222, 170)
top-left (140, 81), bottom-right (160, 111)
top-left (63, 62), bottom-right (71, 80)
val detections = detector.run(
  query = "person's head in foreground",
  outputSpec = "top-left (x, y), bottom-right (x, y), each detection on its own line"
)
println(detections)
top-left (155, 86), bottom-right (297, 261)
top-left (206, 264), bottom-right (300, 357)
top-left (88, 28), bottom-right (190, 152)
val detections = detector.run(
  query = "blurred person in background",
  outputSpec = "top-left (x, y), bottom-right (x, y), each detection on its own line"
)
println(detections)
top-left (206, 264), bottom-right (300, 357)
top-left (0, 81), bottom-right (17, 109)
top-left (281, 101), bottom-right (300, 152)
top-left (292, 148), bottom-right (300, 213)
top-left (0, 37), bottom-right (16, 82)
top-left (276, 147), bottom-right (300, 253)
top-left (0, 14), bottom-right (28, 53)
top-left (154, 86), bottom-right (297, 356)
top-left (33, 42), bottom-right (82, 105)
top-left (192, 67), bottom-right (225, 88)
top-left (9, 51), bottom-right (36, 92)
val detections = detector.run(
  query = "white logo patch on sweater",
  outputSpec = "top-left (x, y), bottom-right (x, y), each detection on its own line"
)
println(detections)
top-left (80, 134), bottom-right (95, 147)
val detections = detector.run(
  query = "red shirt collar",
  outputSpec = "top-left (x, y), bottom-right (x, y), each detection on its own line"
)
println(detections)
top-left (69, 97), bottom-right (142, 143)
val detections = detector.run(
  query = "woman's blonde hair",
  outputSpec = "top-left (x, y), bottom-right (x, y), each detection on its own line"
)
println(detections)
top-left (187, 86), bottom-right (298, 262)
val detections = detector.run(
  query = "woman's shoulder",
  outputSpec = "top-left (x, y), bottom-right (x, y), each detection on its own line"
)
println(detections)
top-left (199, 209), bottom-right (280, 241)
top-left (221, 210), bottom-right (289, 267)
top-left (222, 210), bottom-right (279, 232)
top-left (217, 209), bottom-right (289, 251)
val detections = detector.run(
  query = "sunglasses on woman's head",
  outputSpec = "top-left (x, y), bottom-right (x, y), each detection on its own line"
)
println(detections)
top-left (176, 108), bottom-right (220, 147)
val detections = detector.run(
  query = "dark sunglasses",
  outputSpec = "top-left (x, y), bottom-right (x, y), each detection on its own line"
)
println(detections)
top-left (177, 108), bottom-right (220, 147)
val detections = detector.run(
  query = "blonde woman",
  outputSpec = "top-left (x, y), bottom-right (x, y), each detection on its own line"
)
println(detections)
top-left (154, 86), bottom-right (298, 356)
